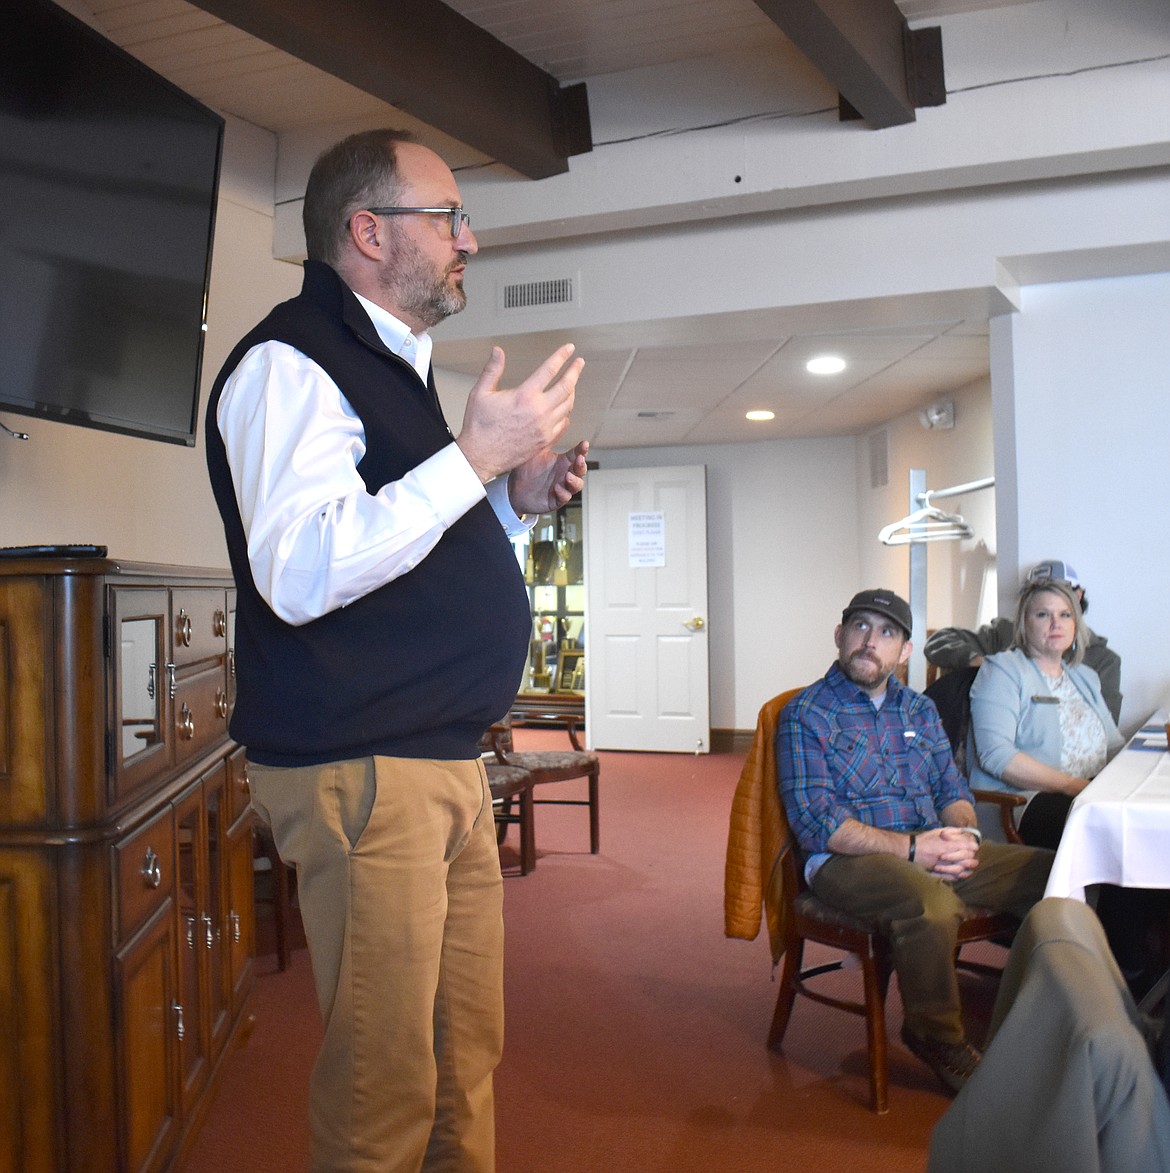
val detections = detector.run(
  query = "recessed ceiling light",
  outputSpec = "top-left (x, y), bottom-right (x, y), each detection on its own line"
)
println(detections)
top-left (806, 354), bottom-right (846, 375)
top-left (745, 409), bottom-right (775, 422)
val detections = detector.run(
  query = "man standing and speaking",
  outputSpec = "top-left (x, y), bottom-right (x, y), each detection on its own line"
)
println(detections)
top-left (206, 128), bottom-right (588, 1171)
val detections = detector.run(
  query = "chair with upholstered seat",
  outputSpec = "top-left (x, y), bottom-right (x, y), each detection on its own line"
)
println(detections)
top-left (725, 688), bottom-right (1024, 1114)
top-left (485, 761), bottom-right (536, 875)
top-left (483, 715), bottom-right (600, 854)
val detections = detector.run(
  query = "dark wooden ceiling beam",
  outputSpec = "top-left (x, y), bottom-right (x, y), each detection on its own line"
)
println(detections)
top-left (751, 0), bottom-right (945, 128)
top-left (186, 0), bottom-right (592, 179)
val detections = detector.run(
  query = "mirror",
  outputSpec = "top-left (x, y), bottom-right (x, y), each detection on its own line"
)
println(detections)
top-left (120, 617), bottom-right (161, 760)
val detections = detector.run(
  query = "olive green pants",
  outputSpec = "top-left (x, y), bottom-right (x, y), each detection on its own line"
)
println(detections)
top-left (811, 842), bottom-right (1053, 1043)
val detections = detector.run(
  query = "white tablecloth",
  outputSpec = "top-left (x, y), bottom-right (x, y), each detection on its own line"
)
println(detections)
top-left (1044, 714), bottom-right (1170, 901)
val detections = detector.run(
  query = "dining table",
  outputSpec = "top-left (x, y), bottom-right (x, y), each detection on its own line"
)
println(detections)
top-left (1044, 710), bottom-right (1170, 902)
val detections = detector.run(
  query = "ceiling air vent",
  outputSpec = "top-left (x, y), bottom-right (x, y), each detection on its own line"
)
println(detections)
top-left (500, 274), bottom-right (579, 312)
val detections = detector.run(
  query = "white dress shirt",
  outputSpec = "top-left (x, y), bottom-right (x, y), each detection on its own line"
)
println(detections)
top-left (216, 291), bottom-right (531, 625)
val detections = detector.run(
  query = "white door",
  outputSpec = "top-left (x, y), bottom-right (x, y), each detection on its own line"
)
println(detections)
top-left (583, 465), bottom-right (710, 752)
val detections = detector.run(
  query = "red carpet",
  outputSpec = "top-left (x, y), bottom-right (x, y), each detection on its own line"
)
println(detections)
top-left (182, 730), bottom-right (999, 1171)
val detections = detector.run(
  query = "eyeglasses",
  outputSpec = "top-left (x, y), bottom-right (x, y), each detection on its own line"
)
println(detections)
top-left (364, 206), bottom-right (471, 238)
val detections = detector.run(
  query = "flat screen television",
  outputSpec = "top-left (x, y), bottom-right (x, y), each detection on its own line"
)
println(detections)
top-left (0, 0), bottom-right (224, 446)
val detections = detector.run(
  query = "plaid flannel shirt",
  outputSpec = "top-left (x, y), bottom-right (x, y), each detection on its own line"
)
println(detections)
top-left (775, 663), bottom-right (973, 874)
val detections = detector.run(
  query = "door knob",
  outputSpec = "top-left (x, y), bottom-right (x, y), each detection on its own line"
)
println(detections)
top-left (683, 616), bottom-right (705, 631)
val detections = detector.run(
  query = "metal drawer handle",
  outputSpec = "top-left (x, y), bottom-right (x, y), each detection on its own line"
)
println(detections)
top-left (186, 915), bottom-right (196, 950)
top-left (215, 688), bottom-right (229, 719)
top-left (213, 608), bottom-right (226, 637)
top-left (230, 910), bottom-right (241, 943)
top-left (178, 703), bottom-right (195, 740)
top-left (202, 913), bottom-right (214, 950)
top-left (174, 1002), bottom-right (184, 1041)
top-left (176, 609), bottom-right (193, 647)
top-left (141, 847), bottom-right (162, 889)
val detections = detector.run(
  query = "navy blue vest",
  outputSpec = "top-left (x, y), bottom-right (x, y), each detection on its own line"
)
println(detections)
top-left (205, 261), bottom-right (531, 764)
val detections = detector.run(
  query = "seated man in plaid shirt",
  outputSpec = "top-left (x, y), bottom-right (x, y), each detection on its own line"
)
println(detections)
top-left (776, 589), bottom-right (1053, 1094)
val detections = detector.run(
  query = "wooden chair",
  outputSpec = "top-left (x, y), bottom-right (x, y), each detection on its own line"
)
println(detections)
top-left (924, 666), bottom-right (1028, 843)
top-left (726, 689), bottom-right (1022, 1114)
top-left (485, 762), bottom-right (536, 875)
top-left (483, 715), bottom-right (600, 854)
top-left (253, 821), bottom-right (294, 971)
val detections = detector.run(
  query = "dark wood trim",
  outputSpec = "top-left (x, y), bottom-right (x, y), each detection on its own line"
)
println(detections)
top-left (710, 727), bottom-right (753, 755)
top-left (186, 0), bottom-right (593, 177)
top-left (751, 0), bottom-right (944, 128)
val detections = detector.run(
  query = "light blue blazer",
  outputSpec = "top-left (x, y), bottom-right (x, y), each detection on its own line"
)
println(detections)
top-left (967, 648), bottom-right (1123, 802)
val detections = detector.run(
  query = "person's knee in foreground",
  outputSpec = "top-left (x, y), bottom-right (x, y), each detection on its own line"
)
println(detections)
top-left (206, 127), bottom-right (590, 1170)
top-left (775, 588), bottom-right (1053, 1095)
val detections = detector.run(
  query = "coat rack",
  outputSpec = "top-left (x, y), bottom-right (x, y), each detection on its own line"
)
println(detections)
top-left (883, 471), bottom-right (995, 690)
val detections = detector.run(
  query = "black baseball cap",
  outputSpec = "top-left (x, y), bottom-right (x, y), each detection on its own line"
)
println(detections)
top-left (841, 589), bottom-right (912, 639)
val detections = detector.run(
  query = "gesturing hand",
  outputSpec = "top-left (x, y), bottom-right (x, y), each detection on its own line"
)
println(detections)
top-left (456, 344), bottom-right (585, 484)
top-left (509, 441), bottom-right (590, 515)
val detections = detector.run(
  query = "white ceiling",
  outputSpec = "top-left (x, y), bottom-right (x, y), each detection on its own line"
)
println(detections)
top-left (73, 0), bottom-right (1045, 447)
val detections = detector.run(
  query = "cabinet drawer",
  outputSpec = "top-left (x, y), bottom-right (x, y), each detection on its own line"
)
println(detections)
top-left (171, 589), bottom-right (227, 668)
top-left (114, 804), bottom-right (175, 943)
top-left (173, 663), bottom-right (230, 770)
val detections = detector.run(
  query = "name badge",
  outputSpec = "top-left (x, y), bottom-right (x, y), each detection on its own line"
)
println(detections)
top-left (1030, 694), bottom-right (1060, 705)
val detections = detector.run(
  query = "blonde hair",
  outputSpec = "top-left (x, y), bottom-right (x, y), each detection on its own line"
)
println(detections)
top-left (1011, 578), bottom-right (1087, 667)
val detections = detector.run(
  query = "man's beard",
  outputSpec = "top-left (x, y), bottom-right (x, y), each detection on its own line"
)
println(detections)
top-left (841, 650), bottom-right (887, 689)
top-left (381, 235), bottom-right (468, 329)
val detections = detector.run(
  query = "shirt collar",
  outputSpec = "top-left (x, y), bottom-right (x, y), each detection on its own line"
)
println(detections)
top-left (825, 660), bottom-right (905, 708)
top-left (353, 292), bottom-right (433, 383)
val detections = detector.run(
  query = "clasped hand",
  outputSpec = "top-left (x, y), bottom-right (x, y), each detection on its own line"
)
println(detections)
top-left (456, 343), bottom-right (588, 513)
top-left (916, 826), bottom-right (980, 882)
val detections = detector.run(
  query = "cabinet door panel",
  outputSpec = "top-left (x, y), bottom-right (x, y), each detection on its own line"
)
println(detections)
top-left (174, 781), bottom-right (210, 1114)
top-left (204, 763), bottom-right (231, 1058)
top-left (225, 815), bottom-right (256, 1016)
top-left (108, 587), bottom-right (172, 806)
top-left (0, 850), bottom-right (60, 1173)
top-left (115, 903), bottom-right (179, 1173)
top-left (225, 746), bottom-right (251, 831)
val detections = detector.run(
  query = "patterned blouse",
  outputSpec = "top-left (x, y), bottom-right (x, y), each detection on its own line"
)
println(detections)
top-left (1048, 669), bottom-right (1108, 780)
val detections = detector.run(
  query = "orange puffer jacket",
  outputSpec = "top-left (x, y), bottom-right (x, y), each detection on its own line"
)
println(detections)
top-left (723, 688), bottom-right (803, 964)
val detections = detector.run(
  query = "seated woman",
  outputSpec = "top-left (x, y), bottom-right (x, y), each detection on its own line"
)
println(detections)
top-left (968, 578), bottom-right (1166, 994)
top-left (967, 576), bottom-right (1122, 851)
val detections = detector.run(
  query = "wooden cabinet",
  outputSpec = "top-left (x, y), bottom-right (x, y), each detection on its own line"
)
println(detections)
top-left (0, 558), bottom-right (252, 1173)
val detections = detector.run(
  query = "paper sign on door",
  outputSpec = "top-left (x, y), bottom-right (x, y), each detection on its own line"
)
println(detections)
top-left (628, 512), bottom-right (666, 568)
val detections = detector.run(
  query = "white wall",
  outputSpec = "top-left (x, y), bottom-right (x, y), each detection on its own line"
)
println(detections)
top-left (591, 436), bottom-right (855, 730)
top-left (0, 117), bottom-right (300, 565)
top-left (588, 371), bottom-right (997, 730)
top-left (991, 270), bottom-right (1170, 733)
top-left (857, 377), bottom-right (999, 684)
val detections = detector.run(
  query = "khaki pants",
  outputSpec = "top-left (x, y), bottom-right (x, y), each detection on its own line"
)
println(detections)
top-left (811, 841), bottom-right (1053, 1044)
top-left (249, 755), bottom-right (504, 1173)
